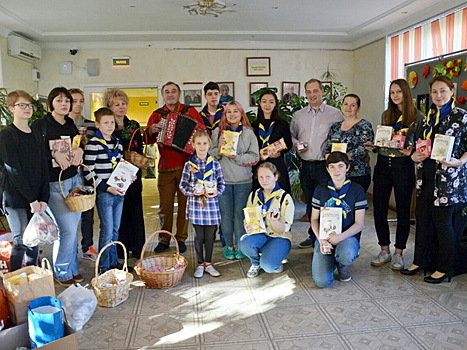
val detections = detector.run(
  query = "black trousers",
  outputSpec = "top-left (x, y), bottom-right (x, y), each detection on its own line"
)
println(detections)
top-left (193, 224), bottom-right (217, 264)
top-left (372, 155), bottom-right (415, 250)
top-left (80, 207), bottom-right (94, 253)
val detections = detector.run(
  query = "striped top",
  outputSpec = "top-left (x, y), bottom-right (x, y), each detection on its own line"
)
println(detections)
top-left (83, 136), bottom-right (123, 193)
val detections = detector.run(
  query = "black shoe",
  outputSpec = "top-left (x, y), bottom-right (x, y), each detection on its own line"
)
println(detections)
top-left (424, 273), bottom-right (452, 284)
top-left (154, 243), bottom-right (169, 253)
top-left (400, 266), bottom-right (426, 276)
top-left (177, 241), bottom-right (187, 253)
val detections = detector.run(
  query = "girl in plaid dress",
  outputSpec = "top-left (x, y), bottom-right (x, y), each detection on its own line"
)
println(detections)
top-left (179, 130), bottom-right (225, 278)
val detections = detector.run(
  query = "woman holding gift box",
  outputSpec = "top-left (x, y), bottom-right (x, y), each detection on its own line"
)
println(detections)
top-left (403, 76), bottom-right (467, 283)
top-left (369, 79), bottom-right (425, 271)
top-left (251, 90), bottom-right (293, 194)
top-left (325, 94), bottom-right (374, 192)
top-left (210, 101), bottom-right (259, 260)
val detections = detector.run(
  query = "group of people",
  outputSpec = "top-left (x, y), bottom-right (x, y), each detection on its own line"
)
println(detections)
top-left (0, 75), bottom-right (465, 288)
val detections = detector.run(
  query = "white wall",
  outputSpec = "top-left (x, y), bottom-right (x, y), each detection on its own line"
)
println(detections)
top-left (35, 48), bottom-right (355, 111)
top-left (0, 36), bottom-right (37, 93)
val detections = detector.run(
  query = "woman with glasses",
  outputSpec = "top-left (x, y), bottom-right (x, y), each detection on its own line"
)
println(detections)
top-left (0, 90), bottom-right (49, 271)
top-left (403, 76), bottom-right (467, 283)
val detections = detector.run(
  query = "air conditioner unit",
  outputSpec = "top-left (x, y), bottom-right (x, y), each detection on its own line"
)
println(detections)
top-left (7, 35), bottom-right (41, 62)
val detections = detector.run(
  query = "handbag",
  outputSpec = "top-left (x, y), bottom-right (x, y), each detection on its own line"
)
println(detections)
top-left (28, 296), bottom-right (64, 348)
top-left (0, 258), bottom-right (55, 325)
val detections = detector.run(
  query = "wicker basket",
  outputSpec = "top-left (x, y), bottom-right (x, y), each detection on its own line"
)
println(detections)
top-left (135, 230), bottom-right (188, 289)
top-left (91, 241), bottom-right (134, 308)
top-left (59, 164), bottom-right (96, 213)
top-left (123, 127), bottom-right (156, 169)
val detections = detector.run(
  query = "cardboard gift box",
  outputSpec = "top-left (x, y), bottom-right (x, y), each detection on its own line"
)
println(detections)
top-left (431, 134), bottom-right (455, 161)
top-left (319, 207), bottom-right (343, 239)
top-left (220, 130), bottom-right (240, 157)
top-left (331, 143), bottom-right (347, 153)
top-left (374, 125), bottom-right (393, 147)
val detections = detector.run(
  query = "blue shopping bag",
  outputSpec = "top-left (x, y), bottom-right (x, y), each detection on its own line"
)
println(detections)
top-left (28, 296), bottom-right (64, 348)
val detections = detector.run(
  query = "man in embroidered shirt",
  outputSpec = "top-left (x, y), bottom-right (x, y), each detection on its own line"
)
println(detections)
top-left (146, 82), bottom-right (204, 253)
top-left (290, 78), bottom-right (343, 249)
top-left (200, 82), bottom-right (224, 134)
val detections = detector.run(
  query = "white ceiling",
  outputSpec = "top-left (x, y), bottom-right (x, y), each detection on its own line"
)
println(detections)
top-left (0, 0), bottom-right (465, 51)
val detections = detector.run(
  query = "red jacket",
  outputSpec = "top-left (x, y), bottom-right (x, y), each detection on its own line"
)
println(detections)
top-left (146, 103), bottom-right (203, 171)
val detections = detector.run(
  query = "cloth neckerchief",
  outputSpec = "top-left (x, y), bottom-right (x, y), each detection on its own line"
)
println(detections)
top-left (258, 184), bottom-right (282, 221)
top-left (93, 129), bottom-right (121, 168)
top-left (423, 97), bottom-right (456, 140)
top-left (258, 121), bottom-right (275, 148)
top-left (188, 153), bottom-right (214, 183)
top-left (200, 105), bottom-right (223, 131)
top-left (327, 178), bottom-right (351, 218)
top-left (393, 114), bottom-right (404, 132)
top-left (226, 123), bottom-right (243, 134)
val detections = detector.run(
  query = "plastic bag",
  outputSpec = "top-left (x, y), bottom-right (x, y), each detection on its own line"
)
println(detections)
top-left (23, 209), bottom-right (59, 247)
top-left (58, 284), bottom-right (97, 331)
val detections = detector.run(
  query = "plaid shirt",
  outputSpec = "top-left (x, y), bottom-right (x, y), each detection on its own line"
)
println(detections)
top-left (179, 155), bottom-right (225, 225)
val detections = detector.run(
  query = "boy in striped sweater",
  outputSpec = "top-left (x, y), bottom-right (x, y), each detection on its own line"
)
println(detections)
top-left (83, 107), bottom-right (125, 272)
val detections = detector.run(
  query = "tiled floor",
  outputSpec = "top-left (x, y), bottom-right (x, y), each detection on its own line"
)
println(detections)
top-left (51, 178), bottom-right (467, 349)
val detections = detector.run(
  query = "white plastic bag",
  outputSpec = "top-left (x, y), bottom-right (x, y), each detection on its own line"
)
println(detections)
top-left (58, 284), bottom-right (97, 331)
top-left (23, 209), bottom-right (59, 247)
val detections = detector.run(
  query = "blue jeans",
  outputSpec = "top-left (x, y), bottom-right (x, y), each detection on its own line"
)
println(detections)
top-left (218, 183), bottom-right (251, 247)
top-left (4, 206), bottom-right (37, 271)
top-left (96, 192), bottom-right (124, 272)
top-left (239, 234), bottom-right (291, 272)
top-left (312, 236), bottom-right (359, 288)
top-left (48, 173), bottom-right (83, 282)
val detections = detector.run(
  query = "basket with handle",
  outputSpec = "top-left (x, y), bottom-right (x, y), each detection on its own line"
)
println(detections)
top-left (135, 230), bottom-right (188, 289)
top-left (123, 127), bottom-right (156, 169)
top-left (91, 241), bottom-right (133, 308)
top-left (59, 163), bottom-right (96, 213)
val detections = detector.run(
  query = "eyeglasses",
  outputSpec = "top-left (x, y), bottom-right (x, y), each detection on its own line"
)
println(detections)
top-left (14, 103), bottom-right (35, 109)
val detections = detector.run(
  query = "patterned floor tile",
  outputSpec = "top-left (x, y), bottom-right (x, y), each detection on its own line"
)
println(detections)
top-left (275, 335), bottom-right (349, 350)
top-left (427, 291), bottom-right (467, 320)
top-left (355, 273), bottom-right (420, 298)
top-left (129, 314), bottom-right (199, 348)
top-left (195, 260), bottom-right (249, 288)
top-left (343, 329), bottom-right (423, 349)
top-left (407, 323), bottom-right (467, 350)
top-left (78, 317), bottom-right (134, 349)
top-left (196, 286), bottom-right (257, 314)
top-left (377, 295), bottom-right (460, 326)
top-left (137, 286), bottom-right (198, 315)
top-left (308, 280), bottom-right (370, 304)
top-left (203, 341), bottom-right (273, 350)
top-left (262, 304), bottom-right (333, 337)
top-left (323, 300), bottom-right (396, 332)
top-left (252, 281), bottom-right (315, 308)
top-left (198, 310), bottom-right (268, 343)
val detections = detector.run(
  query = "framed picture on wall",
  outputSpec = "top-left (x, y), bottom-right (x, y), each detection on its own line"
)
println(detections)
top-left (321, 81), bottom-right (332, 96)
top-left (182, 89), bottom-right (203, 107)
top-left (282, 82), bottom-right (300, 104)
top-left (217, 81), bottom-right (235, 105)
top-left (250, 82), bottom-right (269, 106)
top-left (416, 94), bottom-right (429, 114)
top-left (246, 57), bottom-right (271, 76)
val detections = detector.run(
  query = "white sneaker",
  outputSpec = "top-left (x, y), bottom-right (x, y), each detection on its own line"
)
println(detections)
top-left (194, 265), bottom-right (204, 278)
top-left (272, 264), bottom-right (284, 273)
top-left (391, 253), bottom-right (404, 271)
top-left (247, 265), bottom-right (261, 278)
top-left (204, 264), bottom-right (220, 277)
top-left (371, 250), bottom-right (391, 267)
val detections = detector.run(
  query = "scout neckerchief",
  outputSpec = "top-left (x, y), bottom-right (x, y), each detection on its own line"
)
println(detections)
top-left (226, 123), bottom-right (243, 134)
top-left (200, 104), bottom-right (223, 132)
top-left (327, 178), bottom-right (351, 218)
top-left (423, 97), bottom-right (456, 140)
top-left (393, 114), bottom-right (404, 132)
top-left (258, 184), bottom-right (282, 221)
top-left (188, 154), bottom-right (214, 182)
top-left (258, 121), bottom-right (275, 148)
top-left (94, 129), bottom-right (121, 168)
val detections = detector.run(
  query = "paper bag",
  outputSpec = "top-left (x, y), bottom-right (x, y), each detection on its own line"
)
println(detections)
top-left (1, 258), bottom-right (55, 325)
top-left (28, 296), bottom-right (64, 348)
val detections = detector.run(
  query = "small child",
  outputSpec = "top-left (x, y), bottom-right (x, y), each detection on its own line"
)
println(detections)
top-left (239, 162), bottom-right (295, 278)
top-left (179, 130), bottom-right (225, 278)
top-left (311, 152), bottom-right (368, 288)
top-left (83, 107), bottom-right (127, 272)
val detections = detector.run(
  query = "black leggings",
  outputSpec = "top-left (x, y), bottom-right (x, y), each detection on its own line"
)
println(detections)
top-left (193, 224), bottom-right (217, 264)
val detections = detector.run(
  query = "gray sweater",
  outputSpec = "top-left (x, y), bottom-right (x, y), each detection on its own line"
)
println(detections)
top-left (210, 127), bottom-right (259, 184)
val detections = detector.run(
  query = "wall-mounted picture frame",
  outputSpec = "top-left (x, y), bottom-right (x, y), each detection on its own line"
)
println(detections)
top-left (246, 57), bottom-right (271, 77)
top-left (217, 81), bottom-right (235, 105)
top-left (250, 82), bottom-right (269, 106)
top-left (321, 81), bottom-right (332, 94)
top-left (282, 82), bottom-right (300, 104)
top-left (416, 94), bottom-right (430, 114)
top-left (183, 89), bottom-right (202, 107)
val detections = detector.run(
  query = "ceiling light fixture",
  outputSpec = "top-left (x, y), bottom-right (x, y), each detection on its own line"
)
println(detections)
top-left (183, 0), bottom-right (236, 17)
